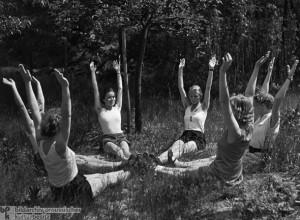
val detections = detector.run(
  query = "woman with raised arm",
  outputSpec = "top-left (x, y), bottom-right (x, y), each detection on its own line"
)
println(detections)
top-left (154, 53), bottom-right (254, 186)
top-left (35, 69), bottom-right (131, 205)
top-left (244, 57), bottom-right (299, 171)
top-left (15, 64), bottom-right (133, 174)
top-left (90, 60), bottom-right (131, 161)
top-left (167, 52), bottom-right (272, 168)
top-left (156, 56), bottom-right (216, 164)
top-left (2, 78), bottom-right (37, 153)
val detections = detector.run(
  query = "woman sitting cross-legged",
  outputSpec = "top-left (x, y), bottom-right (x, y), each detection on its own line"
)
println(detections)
top-left (154, 53), bottom-right (254, 186)
top-left (3, 70), bottom-right (132, 206)
top-left (90, 59), bottom-right (131, 161)
top-left (155, 55), bottom-right (216, 164)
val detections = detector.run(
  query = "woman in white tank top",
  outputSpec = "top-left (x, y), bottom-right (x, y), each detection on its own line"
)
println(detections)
top-left (156, 55), bottom-right (217, 164)
top-left (4, 64), bottom-right (127, 175)
top-left (4, 68), bottom-right (131, 206)
top-left (90, 59), bottom-right (131, 161)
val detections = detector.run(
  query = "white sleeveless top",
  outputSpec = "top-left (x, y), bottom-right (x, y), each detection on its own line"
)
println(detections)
top-left (249, 113), bottom-right (280, 149)
top-left (38, 141), bottom-right (78, 187)
top-left (184, 105), bottom-right (207, 132)
top-left (98, 106), bottom-right (123, 135)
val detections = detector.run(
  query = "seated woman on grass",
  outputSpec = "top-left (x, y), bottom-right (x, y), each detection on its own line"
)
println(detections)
top-left (90, 59), bottom-right (131, 161)
top-left (243, 56), bottom-right (299, 171)
top-left (154, 53), bottom-right (254, 186)
top-left (11, 64), bottom-right (129, 174)
top-left (155, 55), bottom-right (216, 164)
top-left (168, 51), bottom-right (271, 168)
top-left (3, 70), bottom-right (132, 206)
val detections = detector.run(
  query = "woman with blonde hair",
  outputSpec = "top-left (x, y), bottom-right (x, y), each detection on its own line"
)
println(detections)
top-left (154, 53), bottom-right (254, 185)
top-left (155, 55), bottom-right (216, 164)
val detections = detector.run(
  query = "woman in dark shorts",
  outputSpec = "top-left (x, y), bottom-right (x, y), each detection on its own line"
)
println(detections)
top-left (90, 59), bottom-right (131, 161)
top-left (156, 55), bottom-right (217, 164)
top-left (154, 53), bottom-right (254, 186)
top-left (4, 69), bottom-right (131, 206)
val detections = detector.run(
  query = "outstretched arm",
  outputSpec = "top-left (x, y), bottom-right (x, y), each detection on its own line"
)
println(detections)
top-left (54, 69), bottom-right (71, 156)
top-left (261, 57), bottom-right (275, 93)
top-left (2, 78), bottom-right (37, 152)
top-left (178, 58), bottom-right (189, 109)
top-left (270, 60), bottom-right (299, 128)
top-left (19, 64), bottom-right (42, 140)
top-left (245, 51), bottom-right (270, 99)
top-left (32, 76), bottom-right (45, 113)
top-left (202, 55), bottom-right (216, 111)
top-left (90, 62), bottom-right (102, 113)
top-left (113, 58), bottom-right (123, 110)
top-left (219, 53), bottom-right (241, 143)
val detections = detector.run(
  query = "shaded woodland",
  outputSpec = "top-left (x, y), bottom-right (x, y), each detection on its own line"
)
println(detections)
top-left (1, 0), bottom-right (300, 132)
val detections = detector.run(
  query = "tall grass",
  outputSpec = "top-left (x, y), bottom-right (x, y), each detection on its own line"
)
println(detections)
top-left (1, 92), bottom-right (300, 219)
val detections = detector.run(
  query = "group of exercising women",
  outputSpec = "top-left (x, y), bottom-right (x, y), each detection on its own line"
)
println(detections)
top-left (2, 50), bottom-right (298, 205)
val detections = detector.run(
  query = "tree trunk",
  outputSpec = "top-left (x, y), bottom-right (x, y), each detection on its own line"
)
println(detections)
top-left (120, 27), bottom-right (131, 133)
top-left (135, 25), bottom-right (150, 133)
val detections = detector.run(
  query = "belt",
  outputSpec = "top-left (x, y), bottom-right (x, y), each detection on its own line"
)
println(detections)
top-left (249, 146), bottom-right (271, 154)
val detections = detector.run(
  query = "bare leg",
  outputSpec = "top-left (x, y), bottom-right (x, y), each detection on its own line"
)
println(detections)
top-left (84, 170), bottom-right (131, 197)
top-left (154, 165), bottom-right (201, 181)
top-left (103, 142), bottom-right (128, 161)
top-left (158, 140), bottom-right (198, 164)
top-left (174, 155), bottom-right (216, 168)
top-left (158, 140), bottom-right (184, 164)
top-left (76, 155), bottom-right (122, 173)
top-left (119, 141), bottom-right (131, 159)
top-left (155, 165), bottom-right (216, 182)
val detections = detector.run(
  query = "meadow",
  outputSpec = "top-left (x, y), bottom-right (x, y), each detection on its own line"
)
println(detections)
top-left (1, 78), bottom-right (300, 219)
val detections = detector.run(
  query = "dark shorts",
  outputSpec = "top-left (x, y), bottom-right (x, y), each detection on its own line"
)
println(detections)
top-left (102, 133), bottom-right (130, 148)
top-left (178, 130), bottom-right (206, 150)
top-left (51, 174), bottom-right (93, 206)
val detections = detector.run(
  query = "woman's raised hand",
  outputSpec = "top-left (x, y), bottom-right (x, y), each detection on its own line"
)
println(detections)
top-left (219, 53), bottom-right (232, 73)
top-left (54, 69), bottom-right (69, 87)
top-left (287, 59), bottom-right (299, 80)
top-left (3, 78), bottom-right (16, 87)
top-left (179, 58), bottom-right (185, 69)
top-left (255, 51), bottom-right (270, 68)
top-left (90, 61), bottom-right (97, 73)
top-left (268, 57), bottom-right (275, 72)
top-left (112, 60), bottom-right (121, 73)
top-left (31, 76), bottom-right (40, 85)
top-left (18, 64), bottom-right (32, 81)
top-left (209, 55), bottom-right (217, 69)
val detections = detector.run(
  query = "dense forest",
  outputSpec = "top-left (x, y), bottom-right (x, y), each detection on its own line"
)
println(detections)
top-left (1, 0), bottom-right (300, 132)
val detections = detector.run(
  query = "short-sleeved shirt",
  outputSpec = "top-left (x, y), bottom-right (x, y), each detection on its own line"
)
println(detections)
top-left (210, 127), bottom-right (252, 183)
top-left (184, 105), bottom-right (207, 132)
top-left (249, 113), bottom-right (280, 149)
top-left (98, 106), bottom-right (123, 135)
